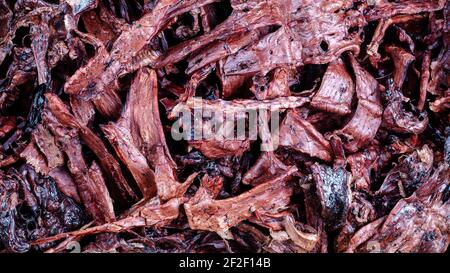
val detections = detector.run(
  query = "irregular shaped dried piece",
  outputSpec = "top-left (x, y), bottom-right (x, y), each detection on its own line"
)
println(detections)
top-left (32, 124), bottom-right (64, 170)
top-left (263, 213), bottom-right (319, 253)
top-left (102, 124), bottom-right (156, 198)
top-left (104, 68), bottom-right (193, 200)
top-left (87, 161), bottom-right (115, 222)
top-left (376, 145), bottom-right (434, 211)
top-left (20, 141), bottom-right (49, 175)
top-left (349, 164), bottom-right (450, 253)
top-left (66, 0), bottom-right (98, 15)
top-left (347, 146), bottom-right (379, 192)
top-left (344, 216), bottom-right (387, 253)
top-left (0, 0), bottom-right (12, 38)
top-left (0, 172), bottom-right (29, 252)
top-left (101, 69), bottom-right (157, 198)
top-left (366, 15), bottom-right (422, 66)
top-left (0, 116), bottom-right (16, 140)
top-left (189, 140), bottom-right (251, 159)
top-left (170, 96), bottom-right (310, 117)
top-left (311, 59), bottom-right (354, 115)
top-left (18, 124), bottom-right (80, 203)
top-left (242, 152), bottom-right (292, 186)
top-left (30, 23), bottom-right (49, 85)
top-left (222, 26), bottom-right (303, 76)
top-left (170, 96), bottom-right (309, 158)
top-left (81, 9), bottom-right (117, 45)
top-left (64, 0), bottom-right (218, 96)
top-left (382, 90), bottom-right (429, 134)
top-left (385, 45), bottom-right (415, 89)
top-left (69, 96), bottom-right (96, 126)
top-left (428, 50), bottom-right (449, 96)
top-left (0, 165), bottom-right (85, 253)
top-left (364, 0), bottom-right (446, 21)
top-left (311, 163), bottom-right (351, 231)
top-left (184, 168), bottom-right (295, 238)
top-left (48, 167), bottom-right (81, 204)
top-left (279, 110), bottom-right (332, 161)
top-left (194, 174), bottom-right (223, 198)
top-left (46, 121), bottom-right (114, 224)
top-left (0, 47), bottom-right (36, 111)
top-left (430, 96), bottom-right (450, 113)
top-left (335, 192), bottom-right (377, 252)
top-left (157, 0), bottom-right (363, 78)
top-left (282, 214), bottom-right (320, 252)
top-left (33, 197), bottom-right (185, 244)
top-left (44, 93), bottom-right (137, 202)
top-left (335, 54), bottom-right (383, 153)
top-left (155, 3), bottom-right (281, 70)
top-left (250, 68), bottom-right (291, 100)
top-left (418, 51), bottom-right (431, 111)
top-left (301, 181), bottom-right (328, 253)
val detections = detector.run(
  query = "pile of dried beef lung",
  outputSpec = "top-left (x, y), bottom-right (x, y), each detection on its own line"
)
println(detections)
top-left (0, 0), bottom-right (449, 253)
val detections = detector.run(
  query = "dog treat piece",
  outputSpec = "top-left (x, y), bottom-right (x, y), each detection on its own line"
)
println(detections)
top-left (0, 0), bottom-right (448, 253)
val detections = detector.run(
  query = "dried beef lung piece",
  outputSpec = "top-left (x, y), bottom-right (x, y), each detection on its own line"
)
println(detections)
top-left (335, 192), bottom-right (377, 252)
top-left (385, 45), bottom-right (415, 89)
top-left (348, 164), bottom-right (450, 253)
top-left (170, 96), bottom-right (309, 159)
top-left (34, 196), bottom-right (187, 245)
top-left (0, 165), bottom-right (84, 253)
top-left (375, 145), bottom-right (434, 214)
top-left (347, 146), bottom-right (380, 192)
top-left (250, 68), bottom-right (291, 100)
top-left (242, 152), bottom-right (293, 186)
top-left (311, 163), bottom-right (351, 231)
top-left (63, 0), bottom-right (219, 97)
top-left (106, 68), bottom-right (197, 201)
top-left (44, 93), bottom-right (137, 203)
top-left (188, 140), bottom-right (251, 159)
top-left (335, 54), bottom-right (383, 153)
top-left (279, 110), bottom-right (332, 161)
top-left (0, 172), bottom-right (29, 252)
top-left (382, 89), bottom-right (429, 134)
top-left (311, 58), bottom-right (354, 115)
top-left (184, 169), bottom-right (296, 238)
top-left (364, 0), bottom-right (445, 21)
top-left (263, 213), bottom-right (320, 253)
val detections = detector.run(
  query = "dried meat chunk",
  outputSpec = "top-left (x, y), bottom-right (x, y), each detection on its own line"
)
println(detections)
top-left (279, 110), bottom-right (332, 162)
top-left (311, 59), bottom-right (354, 115)
top-left (184, 169), bottom-right (295, 238)
top-left (33, 197), bottom-right (186, 244)
top-left (103, 68), bottom-right (195, 201)
top-left (385, 45), bottom-right (415, 89)
top-left (348, 164), bottom-right (450, 253)
top-left (311, 163), bottom-right (351, 231)
top-left (44, 93), bottom-right (137, 202)
top-left (63, 0), bottom-right (218, 97)
top-left (242, 152), bottom-right (293, 186)
top-left (335, 54), bottom-right (383, 153)
top-left (375, 145), bottom-right (434, 213)
top-left (382, 89), bottom-right (429, 134)
top-left (347, 146), bottom-right (379, 192)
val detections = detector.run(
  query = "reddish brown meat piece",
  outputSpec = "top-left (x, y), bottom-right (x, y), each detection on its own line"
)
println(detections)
top-left (311, 163), bottom-right (351, 231)
top-left (347, 164), bottom-right (450, 253)
top-left (44, 93), bottom-right (137, 202)
top-left (311, 59), bottom-right (354, 115)
top-left (279, 110), bottom-right (332, 161)
top-left (184, 169), bottom-right (295, 238)
top-left (242, 152), bottom-right (294, 186)
top-left (335, 54), bottom-right (383, 153)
